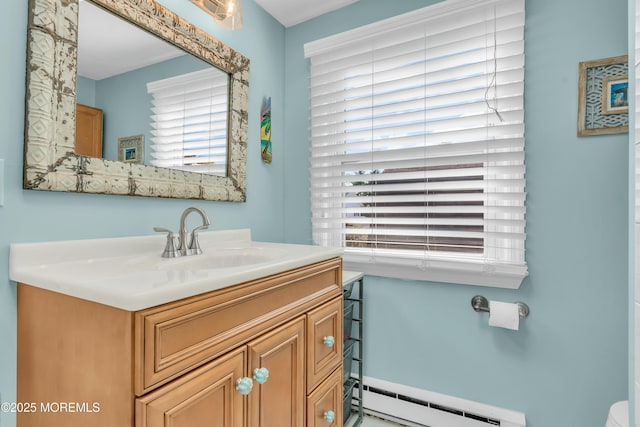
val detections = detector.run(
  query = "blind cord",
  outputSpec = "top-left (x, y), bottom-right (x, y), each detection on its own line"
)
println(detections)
top-left (485, 6), bottom-right (504, 122)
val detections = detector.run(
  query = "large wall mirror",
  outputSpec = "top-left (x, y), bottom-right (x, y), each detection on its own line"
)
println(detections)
top-left (24, 0), bottom-right (249, 201)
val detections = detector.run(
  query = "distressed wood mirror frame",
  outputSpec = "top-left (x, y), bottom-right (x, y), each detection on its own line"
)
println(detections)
top-left (24, 0), bottom-right (249, 201)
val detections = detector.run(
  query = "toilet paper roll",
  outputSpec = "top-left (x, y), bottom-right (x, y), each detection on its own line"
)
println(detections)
top-left (488, 300), bottom-right (520, 330)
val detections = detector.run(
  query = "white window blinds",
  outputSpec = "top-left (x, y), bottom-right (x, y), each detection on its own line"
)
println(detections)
top-left (147, 68), bottom-right (229, 176)
top-left (305, 0), bottom-right (527, 288)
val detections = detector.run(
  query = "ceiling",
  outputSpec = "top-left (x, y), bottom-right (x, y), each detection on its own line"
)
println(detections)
top-left (78, 1), bottom-right (185, 80)
top-left (252, 0), bottom-right (360, 27)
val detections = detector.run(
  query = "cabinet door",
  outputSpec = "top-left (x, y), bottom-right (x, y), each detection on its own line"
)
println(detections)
top-left (307, 297), bottom-right (342, 393)
top-left (136, 347), bottom-right (245, 427)
top-left (306, 367), bottom-right (343, 427)
top-left (247, 316), bottom-right (306, 427)
top-left (75, 103), bottom-right (103, 157)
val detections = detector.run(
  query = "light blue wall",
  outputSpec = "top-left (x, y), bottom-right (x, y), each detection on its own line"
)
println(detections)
top-left (0, 1), bottom-right (284, 426)
top-left (283, 0), bottom-right (629, 426)
top-left (76, 76), bottom-right (96, 106)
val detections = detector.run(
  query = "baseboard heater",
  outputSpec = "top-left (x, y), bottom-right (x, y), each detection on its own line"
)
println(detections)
top-left (353, 376), bottom-right (526, 427)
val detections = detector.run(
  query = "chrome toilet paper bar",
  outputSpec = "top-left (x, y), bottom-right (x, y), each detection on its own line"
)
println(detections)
top-left (471, 295), bottom-right (529, 318)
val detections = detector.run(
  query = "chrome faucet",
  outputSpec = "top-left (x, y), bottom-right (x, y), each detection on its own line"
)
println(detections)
top-left (177, 207), bottom-right (211, 256)
top-left (154, 207), bottom-right (211, 258)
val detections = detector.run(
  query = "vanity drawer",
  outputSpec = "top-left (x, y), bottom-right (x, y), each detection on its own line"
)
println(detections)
top-left (306, 296), bottom-right (343, 393)
top-left (135, 258), bottom-right (342, 395)
top-left (306, 367), bottom-right (343, 427)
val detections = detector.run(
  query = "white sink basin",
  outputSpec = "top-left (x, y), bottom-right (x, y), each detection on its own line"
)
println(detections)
top-left (135, 246), bottom-right (284, 271)
top-left (9, 229), bottom-right (342, 311)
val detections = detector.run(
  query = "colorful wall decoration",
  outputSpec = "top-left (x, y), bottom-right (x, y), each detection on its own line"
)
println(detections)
top-left (261, 96), bottom-right (272, 163)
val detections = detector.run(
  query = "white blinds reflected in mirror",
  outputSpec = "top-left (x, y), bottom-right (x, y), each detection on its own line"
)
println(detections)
top-left (147, 69), bottom-right (229, 176)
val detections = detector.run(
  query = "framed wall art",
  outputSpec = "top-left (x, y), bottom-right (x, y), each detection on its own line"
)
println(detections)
top-left (577, 55), bottom-right (629, 136)
top-left (601, 75), bottom-right (628, 115)
top-left (117, 134), bottom-right (144, 164)
top-left (260, 96), bottom-right (272, 164)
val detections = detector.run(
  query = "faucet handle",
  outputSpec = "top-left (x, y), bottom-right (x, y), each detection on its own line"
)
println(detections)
top-left (154, 227), bottom-right (180, 258)
top-left (187, 225), bottom-right (208, 254)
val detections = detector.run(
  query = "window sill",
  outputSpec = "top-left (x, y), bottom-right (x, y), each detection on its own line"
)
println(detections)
top-left (343, 254), bottom-right (527, 289)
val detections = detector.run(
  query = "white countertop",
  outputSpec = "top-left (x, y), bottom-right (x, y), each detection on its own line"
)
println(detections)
top-left (342, 270), bottom-right (364, 285)
top-left (9, 229), bottom-right (343, 311)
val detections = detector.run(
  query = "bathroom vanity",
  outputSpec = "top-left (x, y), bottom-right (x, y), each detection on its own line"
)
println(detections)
top-left (11, 230), bottom-right (343, 427)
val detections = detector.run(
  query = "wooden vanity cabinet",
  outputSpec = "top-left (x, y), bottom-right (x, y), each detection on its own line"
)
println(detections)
top-left (17, 257), bottom-right (343, 427)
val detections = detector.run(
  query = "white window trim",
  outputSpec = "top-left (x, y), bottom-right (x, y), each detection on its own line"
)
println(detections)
top-left (344, 255), bottom-right (525, 289)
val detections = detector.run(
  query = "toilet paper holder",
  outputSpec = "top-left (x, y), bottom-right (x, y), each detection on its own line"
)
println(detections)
top-left (471, 295), bottom-right (529, 318)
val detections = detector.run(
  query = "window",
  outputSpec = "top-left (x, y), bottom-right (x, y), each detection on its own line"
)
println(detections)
top-left (305, 0), bottom-right (527, 288)
top-left (147, 68), bottom-right (229, 176)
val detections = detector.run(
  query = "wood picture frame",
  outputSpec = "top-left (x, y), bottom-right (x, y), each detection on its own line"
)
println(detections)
top-left (577, 55), bottom-right (629, 136)
top-left (118, 134), bottom-right (144, 164)
top-left (601, 75), bottom-right (629, 115)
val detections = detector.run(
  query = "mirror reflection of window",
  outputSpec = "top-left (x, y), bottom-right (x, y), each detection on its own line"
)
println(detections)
top-left (147, 70), bottom-right (230, 176)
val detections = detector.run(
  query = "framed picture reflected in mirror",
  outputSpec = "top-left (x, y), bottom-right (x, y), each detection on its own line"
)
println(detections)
top-left (118, 134), bottom-right (144, 164)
